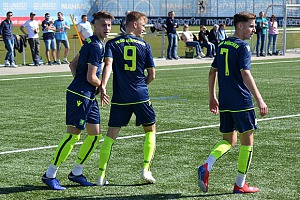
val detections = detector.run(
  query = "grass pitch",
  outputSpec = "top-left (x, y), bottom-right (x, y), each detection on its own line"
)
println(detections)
top-left (0, 58), bottom-right (299, 199)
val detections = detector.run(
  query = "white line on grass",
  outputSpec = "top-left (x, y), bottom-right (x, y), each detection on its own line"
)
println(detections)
top-left (1, 59), bottom-right (300, 81)
top-left (0, 114), bottom-right (299, 155)
top-left (0, 74), bottom-right (72, 81)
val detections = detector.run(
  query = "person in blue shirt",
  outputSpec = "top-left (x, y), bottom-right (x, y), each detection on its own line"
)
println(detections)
top-left (198, 11), bottom-right (268, 194)
top-left (97, 11), bottom-right (156, 186)
top-left (0, 11), bottom-right (17, 67)
top-left (41, 11), bottom-right (114, 191)
top-left (255, 11), bottom-right (268, 57)
top-left (218, 23), bottom-right (228, 42)
top-left (53, 12), bottom-right (70, 64)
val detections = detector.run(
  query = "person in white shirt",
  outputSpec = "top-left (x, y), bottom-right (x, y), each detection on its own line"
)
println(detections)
top-left (77, 15), bottom-right (93, 41)
top-left (181, 24), bottom-right (205, 59)
top-left (20, 12), bottom-right (40, 66)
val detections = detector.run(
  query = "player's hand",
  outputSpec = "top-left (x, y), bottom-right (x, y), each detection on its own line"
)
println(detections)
top-left (209, 97), bottom-right (219, 114)
top-left (95, 87), bottom-right (100, 95)
top-left (100, 87), bottom-right (110, 107)
top-left (257, 99), bottom-right (268, 117)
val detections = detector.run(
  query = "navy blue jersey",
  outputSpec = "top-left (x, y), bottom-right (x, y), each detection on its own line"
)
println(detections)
top-left (105, 34), bottom-right (155, 104)
top-left (67, 35), bottom-right (104, 100)
top-left (211, 37), bottom-right (254, 111)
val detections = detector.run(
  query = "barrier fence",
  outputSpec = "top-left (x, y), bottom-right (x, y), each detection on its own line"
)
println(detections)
top-left (0, 27), bottom-right (299, 65)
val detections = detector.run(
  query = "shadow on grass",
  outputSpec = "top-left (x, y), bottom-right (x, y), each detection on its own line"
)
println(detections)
top-left (48, 193), bottom-right (234, 199)
top-left (0, 185), bottom-right (49, 194)
top-left (0, 185), bottom-right (234, 199)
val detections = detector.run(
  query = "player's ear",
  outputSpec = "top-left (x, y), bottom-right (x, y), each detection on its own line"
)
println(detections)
top-left (133, 21), bottom-right (138, 28)
top-left (238, 22), bottom-right (243, 30)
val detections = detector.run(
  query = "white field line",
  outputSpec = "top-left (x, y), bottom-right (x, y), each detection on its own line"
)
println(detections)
top-left (0, 114), bottom-right (299, 155)
top-left (0, 59), bottom-right (300, 81)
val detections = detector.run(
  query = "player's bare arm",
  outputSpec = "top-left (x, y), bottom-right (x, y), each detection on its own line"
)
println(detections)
top-left (87, 64), bottom-right (101, 87)
top-left (208, 67), bottom-right (219, 114)
top-left (146, 68), bottom-right (155, 85)
top-left (100, 57), bottom-right (113, 106)
top-left (241, 69), bottom-right (268, 116)
top-left (69, 54), bottom-right (79, 77)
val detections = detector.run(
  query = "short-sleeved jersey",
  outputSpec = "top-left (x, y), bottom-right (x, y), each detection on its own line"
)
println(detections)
top-left (53, 19), bottom-right (69, 40)
top-left (67, 35), bottom-right (104, 100)
top-left (105, 34), bottom-right (155, 104)
top-left (211, 37), bottom-right (254, 112)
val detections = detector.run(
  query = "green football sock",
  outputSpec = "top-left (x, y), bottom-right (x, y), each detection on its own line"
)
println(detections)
top-left (209, 140), bottom-right (232, 160)
top-left (51, 133), bottom-right (80, 167)
top-left (143, 131), bottom-right (156, 171)
top-left (98, 136), bottom-right (114, 179)
top-left (237, 145), bottom-right (253, 174)
top-left (76, 134), bottom-right (102, 165)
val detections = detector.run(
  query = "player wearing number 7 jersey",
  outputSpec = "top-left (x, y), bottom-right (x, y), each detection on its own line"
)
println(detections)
top-left (197, 11), bottom-right (268, 194)
top-left (96, 11), bottom-right (156, 186)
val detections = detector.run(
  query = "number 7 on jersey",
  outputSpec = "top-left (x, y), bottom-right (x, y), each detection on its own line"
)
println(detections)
top-left (220, 48), bottom-right (229, 76)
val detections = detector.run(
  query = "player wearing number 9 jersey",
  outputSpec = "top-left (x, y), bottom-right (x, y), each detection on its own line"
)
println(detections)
top-left (96, 11), bottom-right (157, 186)
top-left (104, 31), bottom-right (155, 104)
top-left (197, 12), bottom-right (268, 194)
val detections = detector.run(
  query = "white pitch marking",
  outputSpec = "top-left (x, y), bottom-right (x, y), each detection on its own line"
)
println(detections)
top-left (1, 59), bottom-right (300, 81)
top-left (0, 114), bottom-right (299, 155)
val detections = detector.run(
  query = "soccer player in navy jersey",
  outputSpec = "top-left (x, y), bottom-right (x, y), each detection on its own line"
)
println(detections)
top-left (41, 11), bottom-right (114, 190)
top-left (96, 11), bottom-right (156, 186)
top-left (198, 12), bottom-right (268, 194)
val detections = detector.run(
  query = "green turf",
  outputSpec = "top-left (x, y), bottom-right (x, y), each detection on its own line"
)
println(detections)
top-left (0, 58), bottom-right (299, 199)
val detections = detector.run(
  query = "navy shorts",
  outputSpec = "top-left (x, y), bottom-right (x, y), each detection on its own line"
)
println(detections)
top-left (219, 109), bottom-right (257, 133)
top-left (66, 91), bottom-right (100, 130)
top-left (108, 101), bottom-right (156, 127)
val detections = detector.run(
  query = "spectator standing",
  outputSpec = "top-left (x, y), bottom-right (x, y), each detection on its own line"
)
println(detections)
top-left (198, 25), bottom-right (215, 58)
top-left (120, 10), bottom-right (130, 35)
top-left (0, 11), bottom-right (17, 67)
top-left (218, 23), bottom-right (228, 42)
top-left (181, 24), bottom-right (205, 59)
top-left (20, 12), bottom-right (40, 66)
top-left (255, 11), bottom-right (268, 57)
top-left (53, 12), bottom-right (70, 64)
top-left (41, 13), bottom-right (58, 65)
top-left (166, 11), bottom-right (179, 60)
top-left (77, 15), bottom-right (93, 41)
top-left (267, 14), bottom-right (279, 56)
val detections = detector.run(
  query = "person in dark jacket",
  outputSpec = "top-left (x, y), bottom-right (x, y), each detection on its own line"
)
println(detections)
top-left (166, 11), bottom-right (179, 60)
top-left (198, 25), bottom-right (215, 58)
top-left (0, 11), bottom-right (17, 67)
top-left (208, 24), bottom-right (219, 50)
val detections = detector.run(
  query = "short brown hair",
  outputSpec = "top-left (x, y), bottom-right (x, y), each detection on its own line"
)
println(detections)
top-left (92, 11), bottom-right (114, 22)
top-left (126, 11), bottom-right (148, 26)
top-left (233, 12), bottom-right (256, 27)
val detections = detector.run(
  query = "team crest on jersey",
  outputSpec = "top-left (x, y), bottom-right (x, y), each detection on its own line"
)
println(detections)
top-left (246, 45), bottom-right (250, 52)
top-left (77, 100), bottom-right (82, 107)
